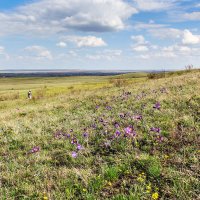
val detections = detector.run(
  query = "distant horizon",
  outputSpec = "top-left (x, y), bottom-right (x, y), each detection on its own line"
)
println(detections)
top-left (0, 68), bottom-right (178, 72)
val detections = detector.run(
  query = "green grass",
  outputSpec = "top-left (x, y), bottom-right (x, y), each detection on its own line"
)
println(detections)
top-left (0, 71), bottom-right (199, 199)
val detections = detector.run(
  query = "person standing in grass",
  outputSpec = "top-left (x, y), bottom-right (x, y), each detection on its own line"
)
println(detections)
top-left (28, 90), bottom-right (32, 99)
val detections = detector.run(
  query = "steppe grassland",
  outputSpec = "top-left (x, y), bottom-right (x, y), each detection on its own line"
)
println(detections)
top-left (0, 71), bottom-right (199, 199)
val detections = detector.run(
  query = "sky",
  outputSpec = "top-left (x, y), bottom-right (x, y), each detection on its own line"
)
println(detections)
top-left (0, 0), bottom-right (200, 70)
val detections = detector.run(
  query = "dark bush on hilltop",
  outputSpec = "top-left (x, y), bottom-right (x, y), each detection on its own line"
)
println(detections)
top-left (147, 72), bottom-right (166, 79)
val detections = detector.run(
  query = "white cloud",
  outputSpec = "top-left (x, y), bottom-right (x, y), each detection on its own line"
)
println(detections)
top-left (131, 35), bottom-right (147, 45)
top-left (182, 30), bottom-right (200, 45)
top-left (56, 42), bottom-right (67, 48)
top-left (131, 35), bottom-right (150, 52)
top-left (132, 45), bottom-right (149, 52)
top-left (63, 36), bottom-right (107, 47)
top-left (24, 45), bottom-right (52, 59)
top-left (183, 12), bottom-right (200, 21)
top-left (86, 49), bottom-right (122, 60)
top-left (161, 44), bottom-right (193, 57)
top-left (148, 28), bottom-right (182, 39)
top-left (133, 21), bottom-right (167, 30)
top-left (133, 0), bottom-right (177, 11)
top-left (0, 0), bottom-right (137, 36)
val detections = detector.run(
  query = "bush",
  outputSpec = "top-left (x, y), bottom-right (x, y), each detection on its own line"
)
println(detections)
top-left (110, 78), bottom-right (128, 87)
top-left (0, 92), bottom-right (20, 101)
top-left (147, 73), bottom-right (166, 79)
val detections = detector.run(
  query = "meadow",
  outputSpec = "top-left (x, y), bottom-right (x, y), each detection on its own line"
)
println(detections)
top-left (0, 70), bottom-right (199, 199)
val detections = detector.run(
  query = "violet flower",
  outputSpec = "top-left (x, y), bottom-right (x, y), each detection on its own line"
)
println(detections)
top-left (114, 122), bottom-right (120, 128)
top-left (150, 127), bottom-right (161, 133)
top-left (71, 151), bottom-right (77, 158)
top-left (71, 138), bottom-right (78, 145)
top-left (29, 146), bottom-right (40, 154)
top-left (77, 144), bottom-right (82, 151)
top-left (115, 130), bottom-right (121, 136)
top-left (83, 132), bottom-right (88, 138)
top-left (124, 126), bottom-right (137, 137)
top-left (106, 106), bottom-right (112, 110)
top-left (133, 115), bottom-right (143, 121)
top-left (153, 102), bottom-right (161, 110)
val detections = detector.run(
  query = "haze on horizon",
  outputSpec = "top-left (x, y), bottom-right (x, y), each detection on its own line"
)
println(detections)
top-left (0, 0), bottom-right (200, 71)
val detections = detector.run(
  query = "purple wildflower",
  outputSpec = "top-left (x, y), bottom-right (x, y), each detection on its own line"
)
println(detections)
top-left (125, 126), bottom-right (132, 134)
top-left (71, 138), bottom-right (78, 145)
top-left (29, 146), bottom-right (40, 154)
top-left (71, 151), bottom-right (77, 158)
top-left (150, 127), bottom-right (161, 133)
top-left (124, 126), bottom-right (137, 137)
top-left (153, 102), bottom-right (161, 110)
top-left (99, 118), bottom-right (104, 123)
top-left (115, 130), bottom-right (121, 136)
top-left (119, 113), bottom-right (125, 118)
top-left (96, 105), bottom-right (100, 109)
top-left (133, 115), bottom-right (143, 121)
top-left (83, 132), bottom-right (88, 138)
top-left (114, 122), bottom-right (120, 128)
top-left (91, 124), bottom-right (97, 129)
top-left (77, 144), bottom-right (82, 151)
top-left (106, 106), bottom-right (112, 110)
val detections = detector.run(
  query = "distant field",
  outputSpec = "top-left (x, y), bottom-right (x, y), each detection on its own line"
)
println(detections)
top-left (0, 71), bottom-right (199, 199)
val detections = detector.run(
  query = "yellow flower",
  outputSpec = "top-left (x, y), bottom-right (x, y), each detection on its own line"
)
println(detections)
top-left (107, 181), bottom-right (112, 186)
top-left (43, 196), bottom-right (48, 200)
top-left (83, 188), bottom-right (87, 192)
top-left (137, 177), bottom-right (144, 183)
top-left (164, 155), bottom-right (169, 159)
top-left (146, 185), bottom-right (151, 191)
top-left (152, 192), bottom-right (159, 200)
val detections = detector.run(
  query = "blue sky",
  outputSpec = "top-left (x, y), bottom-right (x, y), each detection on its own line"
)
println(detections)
top-left (0, 0), bottom-right (200, 70)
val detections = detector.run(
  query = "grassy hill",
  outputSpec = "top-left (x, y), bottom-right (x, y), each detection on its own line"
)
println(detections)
top-left (0, 71), bottom-right (199, 199)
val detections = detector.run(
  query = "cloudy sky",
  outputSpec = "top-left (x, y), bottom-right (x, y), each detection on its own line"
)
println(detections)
top-left (0, 0), bottom-right (200, 70)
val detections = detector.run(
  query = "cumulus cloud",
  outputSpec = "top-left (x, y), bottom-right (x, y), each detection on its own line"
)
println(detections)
top-left (182, 12), bottom-right (200, 21)
top-left (86, 49), bottom-right (122, 60)
top-left (56, 42), bottom-right (67, 48)
top-left (182, 30), bottom-right (200, 45)
top-left (132, 45), bottom-right (149, 52)
top-left (134, 44), bottom-right (194, 60)
top-left (63, 36), bottom-right (107, 47)
top-left (0, 0), bottom-right (137, 36)
top-left (131, 35), bottom-right (150, 52)
top-left (133, 0), bottom-right (177, 11)
top-left (148, 28), bottom-right (182, 39)
top-left (24, 45), bottom-right (52, 59)
top-left (131, 35), bottom-right (148, 45)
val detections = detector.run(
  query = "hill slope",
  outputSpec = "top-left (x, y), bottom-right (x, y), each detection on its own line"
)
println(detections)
top-left (0, 72), bottom-right (199, 199)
